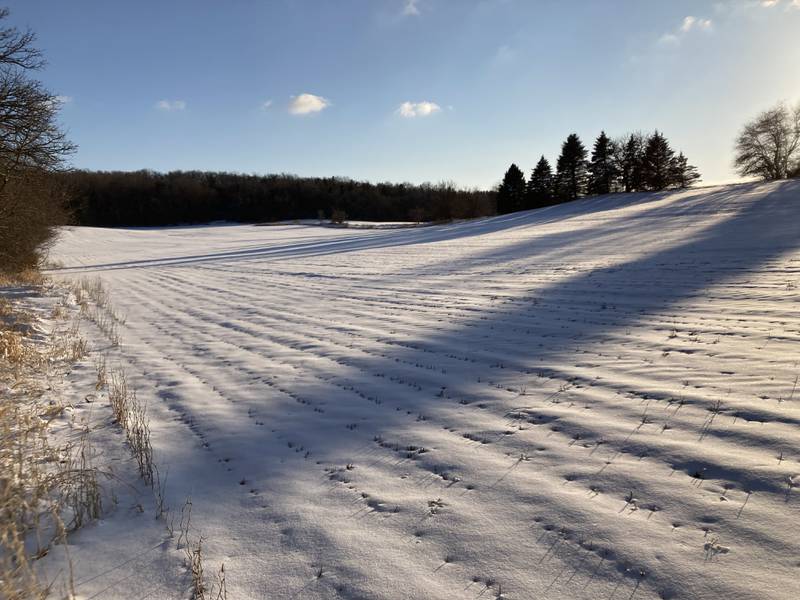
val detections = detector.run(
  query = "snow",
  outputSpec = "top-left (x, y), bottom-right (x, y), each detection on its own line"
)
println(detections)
top-left (44, 180), bottom-right (800, 599)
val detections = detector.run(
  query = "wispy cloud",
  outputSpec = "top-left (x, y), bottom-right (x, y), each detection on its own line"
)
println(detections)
top-left (397, 101), bottom-right (441, 118)
top-left (659, 15), bottom-right (713, 45)
top-left (288, 93), bottom-right (330, 115)
top-left (402, 0), bottom-right (421, 16)
top-left (762, 0), bottom-right (800, 8)
top-left (713, 0), bottom-right (799, 15)
top-left (491, 44), bottom-right (516, 66)
top-left (261, 99), bottom-right (273, 110)
top-left (156, 99), bottom-right (187, 111)
top-left (681, 15), bottom-right (713, 32)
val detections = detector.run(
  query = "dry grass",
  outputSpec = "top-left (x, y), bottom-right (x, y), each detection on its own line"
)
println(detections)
top-left (94, 354), bottom-right (107, 391)
top-left (0, 269), bottom-right (45, 288)
top-left (3, 275), bottom-right (228, 598)
top-left (71, 277), bottom-right (124, 346)
top-left (109, 369), bottom-right (154, 486)
top-left (176, 499), bottom-right (227, 600)
top-left (0, 277), bottom-right (102, 599)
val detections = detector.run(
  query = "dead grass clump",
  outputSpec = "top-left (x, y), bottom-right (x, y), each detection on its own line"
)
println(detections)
top-left (176, 499), bottom-right (227, 600)
top-left (1, 280), bottom-right (105, 598)
top-left (94, 354), bottom-right (107, 390)
top-left (1, 379), bottom-right (104, 599)
top-left (109, 370), bottom-right (154, 485)
top-left (71, 276), bottom-right (108, 310)
top-left (0, 269), bottom-right (45, 288)
top-left (71, 277), bottom-right (124, 345)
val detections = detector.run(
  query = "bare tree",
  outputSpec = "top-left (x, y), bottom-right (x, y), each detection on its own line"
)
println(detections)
top-left (0, 8), bottom-right (75, 272)
top-left (734, 101), bottom-right (800, 181)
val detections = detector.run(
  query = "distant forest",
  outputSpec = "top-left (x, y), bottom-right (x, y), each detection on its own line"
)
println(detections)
top-left (60, 130), bottom-right (701, 228)
top-left (61, 171), bottom-right (494, 227)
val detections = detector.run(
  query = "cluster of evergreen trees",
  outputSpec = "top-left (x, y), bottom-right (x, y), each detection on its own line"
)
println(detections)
top-left (61, 170), bottom-right (494, 227)
top-left (497, 131), bottom-right (700, 214)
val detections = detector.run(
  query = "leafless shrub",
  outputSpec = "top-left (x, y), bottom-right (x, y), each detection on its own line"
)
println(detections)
top-left (0, 8), bottom-right (76, 274)
top-left (330, 208), bottom-right (348, 225)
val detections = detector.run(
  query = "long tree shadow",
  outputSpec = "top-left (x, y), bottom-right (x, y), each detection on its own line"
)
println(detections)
top-left (381, 181), bottom-right (788, 278)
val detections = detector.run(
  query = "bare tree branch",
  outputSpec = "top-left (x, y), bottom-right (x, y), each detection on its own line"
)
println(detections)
top-left (734, 102), bottom-right (800, 180)
top-left (0, 8), bottom-right (74, 272)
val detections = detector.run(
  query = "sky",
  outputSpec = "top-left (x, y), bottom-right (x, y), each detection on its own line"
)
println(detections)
top-left (6, 0), bottom-right (800, 189)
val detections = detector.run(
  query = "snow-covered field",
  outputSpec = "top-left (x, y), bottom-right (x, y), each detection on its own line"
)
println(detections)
top-left (48, 181), bottom-right (800, 599)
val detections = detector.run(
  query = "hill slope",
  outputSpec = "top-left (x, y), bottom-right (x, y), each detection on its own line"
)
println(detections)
top-left (50, 181), bottom-right (800, 599)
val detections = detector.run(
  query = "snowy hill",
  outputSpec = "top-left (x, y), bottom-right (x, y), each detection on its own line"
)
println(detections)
top-left (49, 181), bottom-right (800, 599)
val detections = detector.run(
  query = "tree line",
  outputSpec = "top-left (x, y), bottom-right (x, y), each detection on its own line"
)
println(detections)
top-left (60, 170), bottom-right (494, 227)
top-left (0, 9), bottom-right (74, 273)
top-left (497, 130), bottom-right (701, 215)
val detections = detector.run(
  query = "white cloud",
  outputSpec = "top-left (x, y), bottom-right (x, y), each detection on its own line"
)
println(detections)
top-left (403, 0), bottom-right (420, 16)
top-left (288, 93), bottom-right (330, 115)
top-left (712, 0), bottom-right (799, 19)
top-left (397, 101), bottom-right (441, 118)
top-left (659, 15), bottom-right (713, 45)
top-left (261, 99), bottom-right (273, 110)
top-left (718, 0), bottom-right (799, 13)
top-left (681, 16), bottom-right (713, 31)
top-left (156, 99), bottom-right (186, 111)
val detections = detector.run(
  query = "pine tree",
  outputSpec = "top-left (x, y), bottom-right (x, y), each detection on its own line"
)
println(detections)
top-left (526, 156), bottom-right (554, 208)
top-left (670, 152), bottom-right (701, 188)
top-left (641, 131), bottom-right (675, 191)
top-left (555, 134), bottom-right (588, 201)
top-left (588, 131), bottom-right (618, 195)
top-left (617, 133), bottom-right (645, 193)
top-left (496, 163), bottom-right (527, 214)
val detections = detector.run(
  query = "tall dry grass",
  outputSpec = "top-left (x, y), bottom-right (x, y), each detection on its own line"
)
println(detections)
top-left (0, 279), bottom-right (98, 599)
top-left (3, 275), bottom-right (228, 598)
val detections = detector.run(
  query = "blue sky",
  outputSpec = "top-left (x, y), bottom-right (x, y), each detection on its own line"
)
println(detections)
top-left (6, 0), bottom-right (800, 188)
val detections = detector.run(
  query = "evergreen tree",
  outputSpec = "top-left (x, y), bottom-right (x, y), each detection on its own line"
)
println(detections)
top-left (555, 134), bottom-right (588, 201)
top-left (641, 131), bottom-right (675, 191)
top-left (670, 152), bottom-right (701, 188)
top-left (496, 163), bottom-right (527, 214)
top-left (588, 131), bottom-right (618, 195)
top-left (526, 156), bottom-right (554, 208)
top-left (617, 133), bottom-right (645, 193)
